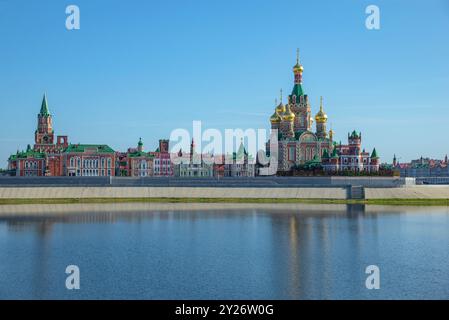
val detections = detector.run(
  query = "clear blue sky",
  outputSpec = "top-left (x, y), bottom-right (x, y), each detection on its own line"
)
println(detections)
top-left (1, 0), bottom-right (448, 167)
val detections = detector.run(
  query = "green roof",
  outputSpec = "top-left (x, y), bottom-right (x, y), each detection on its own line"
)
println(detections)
top-left (371, 148), bottom-right (379, 158)
top-left (138, 137), bottom-right (143, 147)
top-left (322, 149), bottom-right (329, 159)
top-left (65, 144), bottom-right (115, 153)
top-left (331, 148), bottom-right (339, 158)
top-left (349, 130), bottom-right (361, 139)
top-left (40, 94), bottom-right (50, 116)
top-left (290, 84), bottom-right (304, 103)
top-left (9, 146), bottom-right (46, 161)
top-left (128, 151), bottom-right (154, 158)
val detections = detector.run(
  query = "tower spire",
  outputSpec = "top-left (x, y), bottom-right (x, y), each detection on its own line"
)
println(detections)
top-left (40, 93), bottom-right (50, 116)
top-left (291, 49), bottom-right (304, 100)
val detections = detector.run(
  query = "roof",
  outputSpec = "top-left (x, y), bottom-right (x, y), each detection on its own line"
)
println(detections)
top-left (128, 151), bottom-right (154, 158)
top-left (371, 148), bottom-right (379, 158)
top-left (349, 130), bottom-right (361, 139)
top-left (40, 94), bottom-right (50, 116)
top-left (9, 145), bottom-right (46, 161)
top-left (65, 144), bottom-right (115, 153)
top-left (331, 148), bottom-right (339, 158)
top-left (290, 84), bottom-right (304, 103)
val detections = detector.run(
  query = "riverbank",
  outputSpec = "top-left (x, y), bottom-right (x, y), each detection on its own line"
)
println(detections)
top-left (1, 185), bottom-right (448, 206)
top-left (0, 197), bottom-right (448, 206)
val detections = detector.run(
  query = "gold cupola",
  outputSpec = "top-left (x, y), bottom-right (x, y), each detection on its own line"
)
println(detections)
top-left (270, 99), bottom-right (281, 124)
top-left (275, 89), bottom-right (286, 113)
top-left (293, 48), bottom-right (304, 74)
top-left (270, 111), bottom-right (281, 123)
top-left (282, 103), bottom-right (295, 121)
top-left (315, 96), bottom-right (328, 123)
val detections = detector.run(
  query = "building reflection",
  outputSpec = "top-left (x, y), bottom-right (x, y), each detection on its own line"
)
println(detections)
top-left (267, 203), bottom-right (375, 299)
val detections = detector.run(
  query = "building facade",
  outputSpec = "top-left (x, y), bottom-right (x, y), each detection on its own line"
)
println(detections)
top-left (174, 139), bottom-right (214, 177)
top-left (223, 142), bottom-right (256, 177)
top-left (150, 139), bottom-right (173, 177)
top-left (65, 144), bottom-right (115, 177)
top-left (267, 51), bottom-right (379, 174)
top-left (394, 156), bottom-right (449, 177)
top-left (126, 138), bottom-right (154, 177)
top-left (8, 94), bottom-right (116, 177)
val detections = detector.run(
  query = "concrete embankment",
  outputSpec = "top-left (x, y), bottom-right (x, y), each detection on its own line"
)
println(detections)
top-left (365, 186), bottom-right (449, 199)
top-left (0, 187), bottom-right (348, 199)
top-left (0, 185), bottom-right (449, 202)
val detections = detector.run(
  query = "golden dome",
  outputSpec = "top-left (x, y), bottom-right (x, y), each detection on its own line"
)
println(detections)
top-left (270, 110), bottom-right (281, 123)
top-left (275, 90), bottom-right (285, 113)
top-left (276, 102), bottom-right (285, 114)
top-left (282, 104), bottom-right (295, 121)
top-left (293, 63), bottom-right (304, 73)
top-left (293, 49), bottom-right (304, 73)
top-left (315, 96), bottom-right (328, 123)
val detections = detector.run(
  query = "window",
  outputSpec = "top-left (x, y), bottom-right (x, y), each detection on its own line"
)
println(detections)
top-left (288, 146), bottom-right (295, 161)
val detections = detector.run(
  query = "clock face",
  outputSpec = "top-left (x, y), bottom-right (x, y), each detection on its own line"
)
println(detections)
top-left (43, 135), bottom-right (49, 143)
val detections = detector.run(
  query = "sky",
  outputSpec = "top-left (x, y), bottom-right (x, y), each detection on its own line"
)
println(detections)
top-left (0, 0), bottom-right (448, 167)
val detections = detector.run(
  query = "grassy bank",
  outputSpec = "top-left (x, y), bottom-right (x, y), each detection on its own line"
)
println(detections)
top-left (0, 197), bottom-right (448, 206)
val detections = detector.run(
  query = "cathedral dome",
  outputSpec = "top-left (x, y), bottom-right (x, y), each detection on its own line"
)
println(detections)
top-left (293, 63), bottom-right (304, 73)
top-left (270, 110), bottom-right (281, 123)
top-left (282, 104), bottom-right (295, 121)
top-left (276, 102), bottom-right (285, 114)
top-left (293, 49), bottom-right (304, 73)
top-left (315, 96), bottom-right (327, 123)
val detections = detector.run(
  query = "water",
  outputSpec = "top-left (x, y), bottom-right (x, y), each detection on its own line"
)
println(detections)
top-left (0, 203), bottom-right (448, 300)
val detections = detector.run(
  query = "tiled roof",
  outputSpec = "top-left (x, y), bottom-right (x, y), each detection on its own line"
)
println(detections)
top-left (65, 144), bottom-right (115, 153)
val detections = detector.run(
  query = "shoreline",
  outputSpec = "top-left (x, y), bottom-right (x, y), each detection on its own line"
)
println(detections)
top-left (0, 197), bottom-right (448, 206)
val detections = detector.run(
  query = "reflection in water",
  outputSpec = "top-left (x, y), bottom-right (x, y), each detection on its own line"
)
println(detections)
top-left (0, 203), bottom-right (448, 299)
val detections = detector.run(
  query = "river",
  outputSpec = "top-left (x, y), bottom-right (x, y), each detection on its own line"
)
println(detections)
top-left (0, 203), bottom-right (448, 299)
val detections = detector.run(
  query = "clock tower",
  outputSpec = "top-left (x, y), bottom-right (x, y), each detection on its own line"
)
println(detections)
top-left (35, 93), bottom-right (54, 151)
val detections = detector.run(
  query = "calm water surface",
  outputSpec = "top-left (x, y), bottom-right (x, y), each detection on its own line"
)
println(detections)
top-left (0, 203), bottom-right (448, 300)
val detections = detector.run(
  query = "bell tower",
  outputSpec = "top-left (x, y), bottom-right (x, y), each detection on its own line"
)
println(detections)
top-left (35, 94), bottom-right (54, 148)
top-left (289, 49), bottom-right (312, 134)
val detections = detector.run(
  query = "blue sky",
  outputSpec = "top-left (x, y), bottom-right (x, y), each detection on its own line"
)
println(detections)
top-left (0, 0), bottom-right (448, 166)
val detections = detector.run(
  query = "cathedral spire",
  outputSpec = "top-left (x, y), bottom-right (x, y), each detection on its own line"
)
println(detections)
top-left (291, 49), bottom-right (305, 103)
top-left (40, 93), bottom-right (50, 116)
top-left (315, 96), bottom-right (327, 123)
top-left (293, 48), bottom-right (304, 84)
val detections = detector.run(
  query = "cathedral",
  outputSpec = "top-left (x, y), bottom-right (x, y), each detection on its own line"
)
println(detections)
top-left (267, 50), bottom-right (380, 173)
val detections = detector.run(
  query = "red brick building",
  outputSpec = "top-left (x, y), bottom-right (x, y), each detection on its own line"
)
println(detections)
top-left (8, 94), bottom-right (115, 177)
